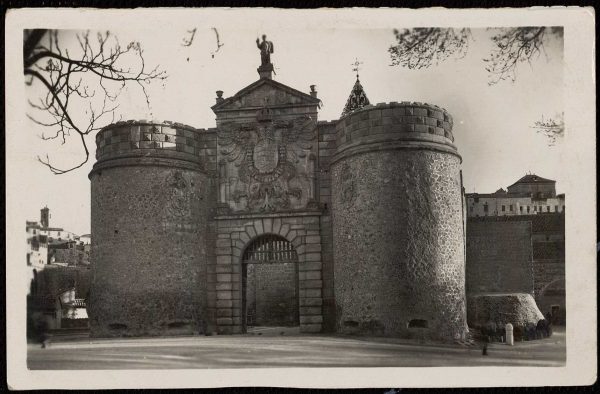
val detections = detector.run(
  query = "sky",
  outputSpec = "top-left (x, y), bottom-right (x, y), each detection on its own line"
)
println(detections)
top-left (20, 25), bottom-right (564, 235)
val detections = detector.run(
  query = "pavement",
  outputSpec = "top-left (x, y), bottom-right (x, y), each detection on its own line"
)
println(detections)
top-left (27, 326), bottom-right (566, 369)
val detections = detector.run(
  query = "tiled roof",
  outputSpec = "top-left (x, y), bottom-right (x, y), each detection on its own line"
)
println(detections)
top-left (341, 77), bottom-right (371, 117)
top-left (509, 174), bottom-right (555, 187)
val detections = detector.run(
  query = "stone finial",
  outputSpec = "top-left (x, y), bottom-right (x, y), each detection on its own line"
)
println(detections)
top-left (216, 90), bottom-right (224, 104)
top-left (310, 85), bottom-right (318, 98)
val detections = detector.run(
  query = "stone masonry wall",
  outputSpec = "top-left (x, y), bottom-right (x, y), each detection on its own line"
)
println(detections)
top-left (89, 121), bottom-right (214, 337)
top-left (212, 214), bottom-right (323, 334)
top-left (247, 262), bottom-right (299, 326)
top-left (331, 103), bottom-right (468, 341)
top-left (466, 219), bottom-right (534, 294)
top-left (316, 120), bottom-right (337, 332)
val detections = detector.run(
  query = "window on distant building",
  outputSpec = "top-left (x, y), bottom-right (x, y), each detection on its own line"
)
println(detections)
top-left (483, 204), bottom-right (488, 212)
top-left (33, 229), bottom-right (36, 234)
top-left (470, 206), bottom-right (473, 212)
top-left (527, 206), bottom-right (530, 213)
top-left (534, 206), bottom-right (537, 212)
top-left (502, 205), bottom-right (505, 212)
top-left (555, 205), bottom-right (558, 212)
top-left (539, 206), bottom-right (543, 212)
top-left (474, 197), bottom-right (479, 203)
top-left (510, 205), bottom-right (514, 211)
top-left (546, 206), bottom-right (550, 212)
top-left (520, 206), bottom-right (523, 213)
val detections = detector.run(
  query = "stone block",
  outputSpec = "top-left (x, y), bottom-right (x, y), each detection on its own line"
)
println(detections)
top-left (216, 300), bottom-right (233, 308)
top-left (300, 306), bottom-right (322, 315)
top-left (215, 247), bottom-right (232, 255)
top-left (246, 225), bottom-right (257, 238)
top-left (217, 290), bottom-right (232, 300)
top-left (304, 252), bottom-right (321, 262)
top-left (216, 239), bottom-right (231, 248)
top-left (217, 318), bottom-right (233, 326)
top-left (263, 218), bottom-right (273, 234)
top-left (216, 274), bottom-right (232, 282)
top-left (286, 230), bottom-right (299, 242)
top-left (299, 262), bottom-right (322, 272)
top-left (279, 224), bottom-right (290, 238)
top-left (300, 288), bottom-right (321, 298)
top-left (217, 308), bottom-right (233, 317)
top-left (305, 235), bottom-right (321, 244)
top-left (300, 279), bottom-right (323, 289)
top-left (300, 298), bottom-right (323, 306)
top-left (304, 243), bottom-right (322, 253)
top-left (300, 315), bottom-right (323, 324)
top-left (414, 124), bottom-right (429, 133)
top-left (304, 270), bottom-right (322, 280)
top-left (216, 255), bottom-right (231, 265)
top-left (425, 117), bottom-right (438, 127)
top-left (216, 282), bottom-right (233, 291)
top-left (300, 323), bottom-right (322, 333)
top-left (216, 265), bottom-right (233, 273)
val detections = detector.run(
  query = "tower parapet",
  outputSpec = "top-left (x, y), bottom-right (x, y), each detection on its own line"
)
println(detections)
top-left (331, 102), bottom-right (468, 342)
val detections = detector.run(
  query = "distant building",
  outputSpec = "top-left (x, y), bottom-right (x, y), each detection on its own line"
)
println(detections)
top-left (26, 207), bottom-right (90, 291)
top-left (466, 174), bottom-right (565, 217)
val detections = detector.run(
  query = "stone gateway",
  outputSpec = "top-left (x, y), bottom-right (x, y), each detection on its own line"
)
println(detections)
top-left (88, 40), bottom-right (469, 341)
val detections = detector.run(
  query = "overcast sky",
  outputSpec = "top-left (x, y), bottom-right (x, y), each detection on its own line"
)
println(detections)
top-left (20, 24), bottom-right (564, 235)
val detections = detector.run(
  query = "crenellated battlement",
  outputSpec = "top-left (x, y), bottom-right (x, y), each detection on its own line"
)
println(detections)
top-left (93, 120), bottom-right (216, 167)
top-left (333, 102), bottom-right (458, 165)
top-left (335, 102), bottom-right (454, 147)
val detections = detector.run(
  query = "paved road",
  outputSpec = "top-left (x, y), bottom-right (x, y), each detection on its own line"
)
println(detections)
top-left (28, 327), bottom-right (566, 369)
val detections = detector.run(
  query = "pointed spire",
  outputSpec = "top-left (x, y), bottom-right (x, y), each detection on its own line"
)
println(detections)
top-left (341, 75), bottom-right (371, 117)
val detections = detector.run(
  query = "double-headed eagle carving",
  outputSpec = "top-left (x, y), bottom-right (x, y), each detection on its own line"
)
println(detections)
top-left (218, 115), bottom-right (315, 211)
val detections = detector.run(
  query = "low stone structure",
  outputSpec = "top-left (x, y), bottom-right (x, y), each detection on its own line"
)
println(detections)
top-left (467, 293), bottom-right (544, 329)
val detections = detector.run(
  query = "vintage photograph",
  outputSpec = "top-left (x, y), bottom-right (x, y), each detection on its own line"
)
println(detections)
top-left (5, 7), bottom-right (596, 389)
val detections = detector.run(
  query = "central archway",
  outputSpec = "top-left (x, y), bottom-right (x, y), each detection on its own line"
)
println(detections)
top-left (242, 234), bottom-right (299, 332)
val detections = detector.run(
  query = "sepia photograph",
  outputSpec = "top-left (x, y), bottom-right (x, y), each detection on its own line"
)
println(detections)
top-left (5, 6), bottom-right (596, 389)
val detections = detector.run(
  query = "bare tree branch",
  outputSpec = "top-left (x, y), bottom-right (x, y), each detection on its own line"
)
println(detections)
top-left (182, 28), bottom-right (197, 47)
top-left (388, 28), bottom-right (472, 69)
top-left (483, 27), bottom-right (551, 85)
top-left (24, 29), bottom-right (168, 174)
top-left (531, 112), bottom-right (564, 146)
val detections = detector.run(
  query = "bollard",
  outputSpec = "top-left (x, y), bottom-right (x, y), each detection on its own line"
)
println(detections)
top-left (505, 323), bottom-right (514, 346)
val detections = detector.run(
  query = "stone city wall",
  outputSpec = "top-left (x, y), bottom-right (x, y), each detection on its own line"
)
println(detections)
top-left (466, 219), bottom-right (534, 294)
top-left (331, 102), bottom-right (468, 341)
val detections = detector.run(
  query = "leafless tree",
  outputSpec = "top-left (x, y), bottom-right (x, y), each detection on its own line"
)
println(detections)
top-left (389, 27), bottom-right (562, 85)
top-left (389, 27), bottom-right (564, 140)
top-left (388, 28), bottom-right (471, 69)
top-left (182, 27), bottom-right (224, 60)
top-left (484, 27), bottom-right (562, 85)
top-left (24, 29), bottom-right (167, 174)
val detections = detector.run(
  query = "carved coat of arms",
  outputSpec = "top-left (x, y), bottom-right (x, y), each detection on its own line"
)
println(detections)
top-left (218, 112), bottom-right (315, 212)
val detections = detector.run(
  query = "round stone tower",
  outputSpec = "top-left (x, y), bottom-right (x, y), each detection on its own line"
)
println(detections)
top-left (330, 102), bottom-right (468, 341)
top-left (88, 121), bottom-right (213, 337)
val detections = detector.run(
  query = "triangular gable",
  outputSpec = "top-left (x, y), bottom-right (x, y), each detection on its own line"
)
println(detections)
top-left (212, 78), bottom-right (320, 112)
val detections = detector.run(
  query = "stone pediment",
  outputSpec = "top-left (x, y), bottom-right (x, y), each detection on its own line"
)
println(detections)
top-left (212, 79), bottom-right (320, 113)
